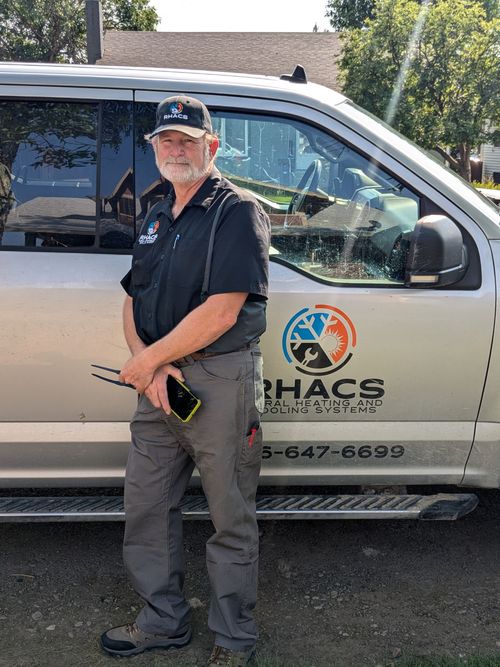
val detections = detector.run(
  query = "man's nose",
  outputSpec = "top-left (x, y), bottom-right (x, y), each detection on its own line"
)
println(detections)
top-left (168, 141), bottom-right (185, 157)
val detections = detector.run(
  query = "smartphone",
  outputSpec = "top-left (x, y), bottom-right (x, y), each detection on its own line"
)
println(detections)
top-left (166, 375), bottom-right (201, 423)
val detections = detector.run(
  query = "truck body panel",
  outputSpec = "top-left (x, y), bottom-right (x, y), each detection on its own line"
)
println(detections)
top-left (0, 62), bottom-right (499, 494)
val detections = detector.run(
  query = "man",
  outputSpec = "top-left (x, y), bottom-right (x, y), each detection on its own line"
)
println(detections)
top-left (100, 95), bottom-right (270, 667)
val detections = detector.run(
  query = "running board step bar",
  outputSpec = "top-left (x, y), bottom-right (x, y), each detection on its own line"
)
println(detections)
top-left (0, 493), bottom-right (478, 522)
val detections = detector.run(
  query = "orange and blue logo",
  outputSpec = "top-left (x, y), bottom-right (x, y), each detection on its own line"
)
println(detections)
top-left (170, 102), bottom-right (183, 114)
top-left (282, 305), bottom-right (357, 376)
top-left (147, 220), bottom-right (160, 235)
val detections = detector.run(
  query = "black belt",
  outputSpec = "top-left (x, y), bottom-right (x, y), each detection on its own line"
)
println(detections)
top-left (175, 341), bottom-right (256, 366)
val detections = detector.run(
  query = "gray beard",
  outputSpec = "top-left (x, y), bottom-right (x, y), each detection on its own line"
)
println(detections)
top-left (157, 145), bottom-right (212, 184)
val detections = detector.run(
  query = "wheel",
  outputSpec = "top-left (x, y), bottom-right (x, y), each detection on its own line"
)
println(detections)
top-left (288, 159), bottom-right (322, 214)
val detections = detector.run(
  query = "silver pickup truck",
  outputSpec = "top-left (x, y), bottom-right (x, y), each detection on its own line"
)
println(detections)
top-left (0, 62), bottom-right (499, 521)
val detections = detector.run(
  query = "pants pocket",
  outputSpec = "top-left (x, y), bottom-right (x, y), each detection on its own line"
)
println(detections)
top-left (239, 422), bottom-right (263, 470)
top-left (134, 392), bottom-right (161, 416)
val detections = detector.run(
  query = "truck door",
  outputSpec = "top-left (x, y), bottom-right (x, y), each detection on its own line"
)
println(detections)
top-left (205, 106), bottom-right (494, 486)
top-left (0, 87), bottom-right (137, 482)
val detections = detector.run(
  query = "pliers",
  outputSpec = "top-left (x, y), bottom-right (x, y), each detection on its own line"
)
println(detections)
top-left (91, 364), bottom-right (135, 389)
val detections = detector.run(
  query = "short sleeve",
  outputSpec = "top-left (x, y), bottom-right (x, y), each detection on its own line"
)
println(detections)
top-left (208, 197), bottom-right (270, 299)
top-left (120, 269), bottom-right (133, 296)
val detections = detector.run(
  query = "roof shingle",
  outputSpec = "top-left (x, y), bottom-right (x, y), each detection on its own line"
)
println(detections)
top-left (98, 32), bottom-right (341, 91)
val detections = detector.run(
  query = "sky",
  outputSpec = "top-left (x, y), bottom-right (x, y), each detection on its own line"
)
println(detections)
top-left (150, 0), bottom-right (332, 32)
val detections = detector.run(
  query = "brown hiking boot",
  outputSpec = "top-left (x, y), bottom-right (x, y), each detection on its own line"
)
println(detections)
top-left (207, 644), bottom-right (255, 666)
top-left (100, 621), bottom-right (191, 656)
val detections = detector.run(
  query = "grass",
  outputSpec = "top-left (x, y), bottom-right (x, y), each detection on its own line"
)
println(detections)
top-left (472, 180), bottom-right (500, 191)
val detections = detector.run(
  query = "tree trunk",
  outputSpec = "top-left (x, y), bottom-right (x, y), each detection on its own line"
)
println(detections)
top-left (434, 145), bottom-right (460, 172)
top-left (457, 143), bottom-right (471, 182)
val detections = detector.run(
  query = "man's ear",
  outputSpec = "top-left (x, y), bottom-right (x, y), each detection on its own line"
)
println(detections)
top-left (209, 136), bottom-right (219, 157)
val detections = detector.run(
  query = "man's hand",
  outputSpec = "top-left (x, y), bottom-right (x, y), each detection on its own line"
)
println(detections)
top-left (119, 350), bottom-right (157, 395)
top-left (144, 364), bottom-right (185, 414)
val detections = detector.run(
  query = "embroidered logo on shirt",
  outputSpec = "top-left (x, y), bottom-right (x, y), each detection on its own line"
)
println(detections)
top-left (148, 221), bottom-right (160, 235)
top-left (138, 220), bottom-right (160, 245)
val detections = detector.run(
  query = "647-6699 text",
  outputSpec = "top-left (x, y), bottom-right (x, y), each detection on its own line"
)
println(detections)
top-left (261, 445), bottom-right (405, 460)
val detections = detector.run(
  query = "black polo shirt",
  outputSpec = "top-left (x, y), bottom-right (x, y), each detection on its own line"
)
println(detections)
top-left (121, 169), bottom-right (270, 353)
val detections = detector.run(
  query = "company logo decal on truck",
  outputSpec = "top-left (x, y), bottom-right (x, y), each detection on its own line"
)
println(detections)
top-left (282, 305), bottom-right (357, 376)
top-left (264, 306), bottom-right (385, 417)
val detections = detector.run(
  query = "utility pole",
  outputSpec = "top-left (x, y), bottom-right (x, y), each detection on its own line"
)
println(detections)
top-left (86, 0), bottom-right (103, 64)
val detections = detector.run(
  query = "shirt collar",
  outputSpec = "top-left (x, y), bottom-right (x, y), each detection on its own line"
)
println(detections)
top-left (163, 168), bottom-right (223, 213)
top-left (186, 168), bottom-right (223, 209)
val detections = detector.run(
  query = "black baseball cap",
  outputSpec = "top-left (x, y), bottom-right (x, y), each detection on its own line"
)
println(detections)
top-left (146, 95), bottom-right (213, 140)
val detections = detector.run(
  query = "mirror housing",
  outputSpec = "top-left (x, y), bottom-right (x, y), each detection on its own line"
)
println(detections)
top-left (405, 215), bottom-right (467, 288)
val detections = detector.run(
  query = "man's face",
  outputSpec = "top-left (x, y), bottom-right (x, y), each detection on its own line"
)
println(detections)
top-left (153, 130), bottom-right (213, 184)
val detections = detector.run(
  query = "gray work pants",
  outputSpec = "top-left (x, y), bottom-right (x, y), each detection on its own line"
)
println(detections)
top-left (123, 347), bottom-right (264, 651)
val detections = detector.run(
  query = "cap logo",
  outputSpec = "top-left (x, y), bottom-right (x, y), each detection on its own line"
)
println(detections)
top-left (170, 102), bottom-right (183, 114)
top-left (163, 101), bottom-right (188, 122)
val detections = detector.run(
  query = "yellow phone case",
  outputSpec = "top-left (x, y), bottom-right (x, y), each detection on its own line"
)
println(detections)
top-left (169, 377), bottom-right (201, 423)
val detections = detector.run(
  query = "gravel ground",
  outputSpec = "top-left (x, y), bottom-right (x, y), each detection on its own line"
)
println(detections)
top-left (1, 490), bottom-right (499, 667)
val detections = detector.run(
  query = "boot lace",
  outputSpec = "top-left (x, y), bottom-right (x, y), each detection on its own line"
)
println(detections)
top-left (125, 622), bottom-right (141, 637)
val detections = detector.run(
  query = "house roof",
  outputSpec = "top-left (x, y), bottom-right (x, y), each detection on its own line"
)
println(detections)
top-left (97, 32), bottom-right (341, 91)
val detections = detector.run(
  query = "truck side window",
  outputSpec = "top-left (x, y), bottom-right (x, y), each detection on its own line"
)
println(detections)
top-left (211, 111), bottom-right (421, 286)
top-left (0, 99), bottom-right (133, 251)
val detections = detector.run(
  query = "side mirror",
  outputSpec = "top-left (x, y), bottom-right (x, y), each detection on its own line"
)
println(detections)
top-left (405, 215), bottom-right (467, 288)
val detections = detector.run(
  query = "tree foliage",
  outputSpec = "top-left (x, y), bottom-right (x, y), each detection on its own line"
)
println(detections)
top-left (326, 0), bottom-right (376, 30)
top-left (0, 0), bottom-right (159, 63)
top-left (339, 0), bottom-right (500, 179)
top-left (102, 0), bottom-right (159, 31)
top-left (325, 0), bottom-right (498, 30)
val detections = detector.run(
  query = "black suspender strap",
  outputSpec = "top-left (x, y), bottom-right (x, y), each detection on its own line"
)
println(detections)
top-left (201, 192), bottom-right (233, 302)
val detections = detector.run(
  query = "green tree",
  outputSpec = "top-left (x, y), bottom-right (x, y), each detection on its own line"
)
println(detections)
top-left (0, 0), bottom-right (159, 63)
top-left (326, 0), bottom-right (376, 29)
top-left (475, 0), bottom-right (499, 19)
top-left (325, 0), bottom-right (498, 30)
top-left (102, 0), bottom-right (159, 31)
top-left (339, 0), bottom-right (500, 180)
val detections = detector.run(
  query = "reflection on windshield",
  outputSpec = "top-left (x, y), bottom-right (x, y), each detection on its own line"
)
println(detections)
top-left (210, 111), bottom-right (420, 285)
top-left (344, 100), bottom-right (500, 219)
